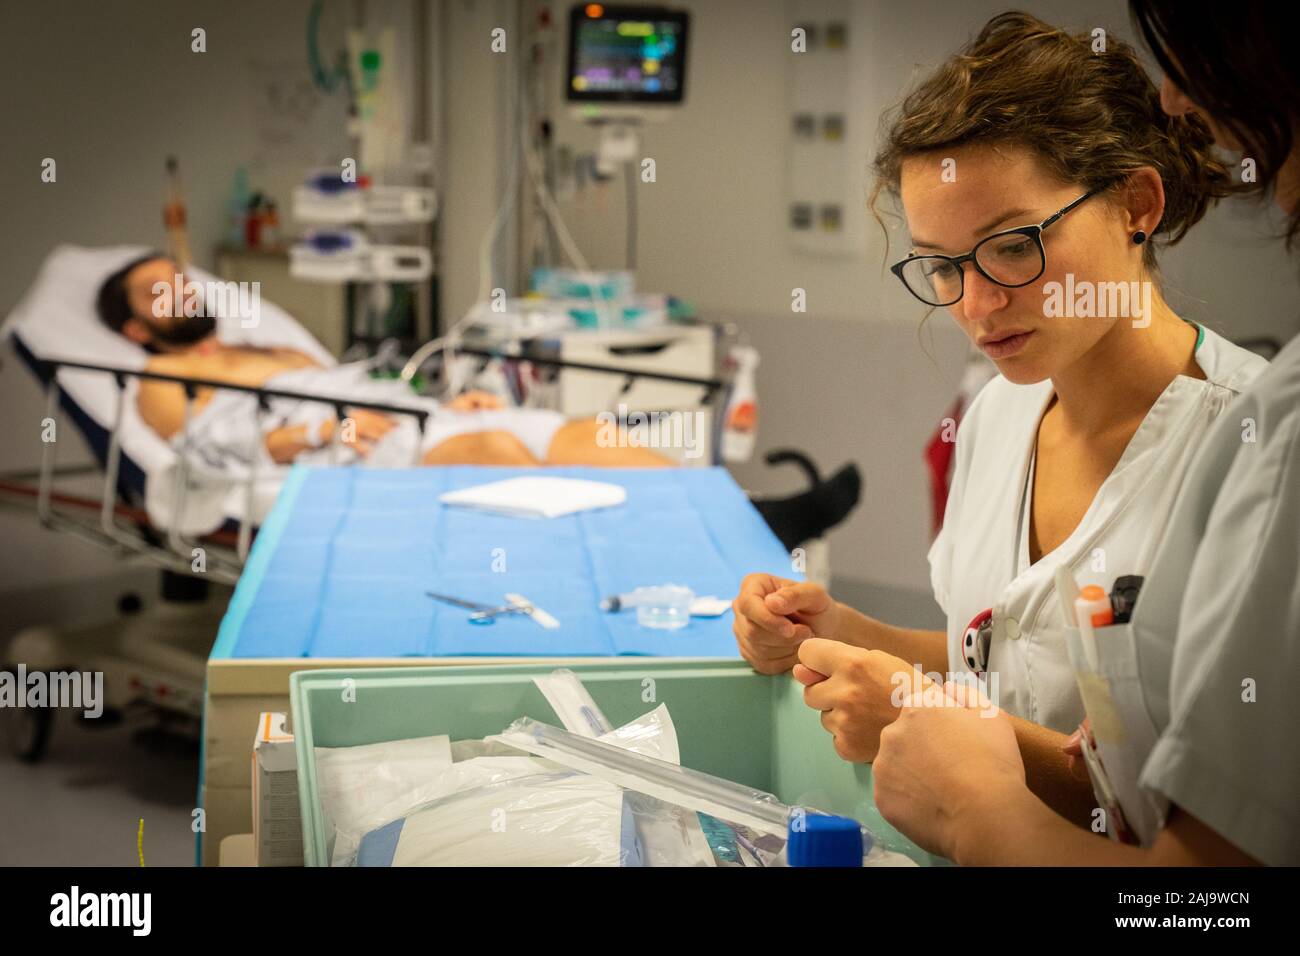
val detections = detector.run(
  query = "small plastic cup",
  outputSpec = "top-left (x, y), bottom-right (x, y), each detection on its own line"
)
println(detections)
top-left (633, 585), bottom-right (695, 630)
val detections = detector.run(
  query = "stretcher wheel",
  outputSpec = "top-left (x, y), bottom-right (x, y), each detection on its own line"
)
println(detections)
top-left (0, 668), bottom-right (53, 763)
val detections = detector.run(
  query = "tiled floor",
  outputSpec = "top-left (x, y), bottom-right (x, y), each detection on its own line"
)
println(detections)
top-left (0, 708), bottom-right (200, 866)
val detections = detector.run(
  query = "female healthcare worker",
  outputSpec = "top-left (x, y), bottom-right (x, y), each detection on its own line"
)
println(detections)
top-left (732, 11), bottom-right (1269, 823)
top-left (870, 0), bottom-right (1300, 866)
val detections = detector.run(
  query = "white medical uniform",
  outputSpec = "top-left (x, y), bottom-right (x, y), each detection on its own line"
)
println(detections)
top-left (929, 325), bottom-right (1267, 733)
top-left (1114, 331), bottom-right (1300, 865)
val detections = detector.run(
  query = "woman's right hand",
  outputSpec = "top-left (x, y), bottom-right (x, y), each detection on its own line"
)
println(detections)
top-left (732, 574), bottom-right (842, 675)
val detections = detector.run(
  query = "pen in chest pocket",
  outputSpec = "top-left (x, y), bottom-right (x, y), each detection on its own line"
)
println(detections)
top-left (1108, 575), bottom-right (1144, 624)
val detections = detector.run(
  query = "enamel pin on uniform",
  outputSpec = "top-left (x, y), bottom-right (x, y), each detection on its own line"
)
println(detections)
top-left (962, 608), bottom-right (994, 675)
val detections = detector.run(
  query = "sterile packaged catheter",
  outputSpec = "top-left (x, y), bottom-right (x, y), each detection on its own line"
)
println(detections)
top-left (531, 670), bottom-right (715, 866)
top-left (492, 718), bottom-right (795, 838)
top-left (533, 668), bottom-right (613, 737)
top-left (491, 717), bottom-right (907, 866)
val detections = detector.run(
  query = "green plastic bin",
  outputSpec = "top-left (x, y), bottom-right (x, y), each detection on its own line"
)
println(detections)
top-left (290, 659), bottom-right (931, 866)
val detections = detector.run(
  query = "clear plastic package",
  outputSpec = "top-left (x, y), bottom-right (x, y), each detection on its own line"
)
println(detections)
top-left (336, 683), bottom-right (716, 865)
top-left (356, 771), bottom-right (629, 866)
top-left (533, 668), bottom-right (613, 737)
top-left (492, 717), bottom-right (792, 837)
top-left (314, 734), bottom-right (455, 867)
top-left (532, 668), bottom-right (714, 865)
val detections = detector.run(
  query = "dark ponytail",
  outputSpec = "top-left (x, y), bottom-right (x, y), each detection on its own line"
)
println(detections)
top-left (1131, 0), bottom-right (1300, 247)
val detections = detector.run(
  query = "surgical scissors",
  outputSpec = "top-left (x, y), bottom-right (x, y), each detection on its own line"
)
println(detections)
top-left (425, 591), bottom-right (533, 625)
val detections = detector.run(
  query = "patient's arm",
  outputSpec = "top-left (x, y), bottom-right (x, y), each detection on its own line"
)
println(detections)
top-left (137, 347), bottom-right (322, 442)
top-left (265, 410), bottom-right (398, 463)
top-left (264, 424), bottom-right (319, 465)
top-left (137, 355), bottom-right (215, 440)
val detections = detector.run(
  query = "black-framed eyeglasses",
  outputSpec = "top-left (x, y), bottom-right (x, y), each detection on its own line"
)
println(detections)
top-left (890, 190), bottom-right (1100, 307)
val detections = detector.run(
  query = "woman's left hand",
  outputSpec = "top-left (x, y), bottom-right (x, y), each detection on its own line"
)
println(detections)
top-left (795, 639), bottom-right (933, 762)
top-left (872, 682), bottom-right (1025, 859)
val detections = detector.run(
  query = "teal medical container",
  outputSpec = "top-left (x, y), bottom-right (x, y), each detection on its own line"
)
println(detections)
top-left (290, 659), bottom-right (932, 866)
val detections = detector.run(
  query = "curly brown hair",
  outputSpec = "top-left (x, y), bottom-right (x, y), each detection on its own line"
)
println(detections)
top-left (870, 11), bottom-right (1232, 270)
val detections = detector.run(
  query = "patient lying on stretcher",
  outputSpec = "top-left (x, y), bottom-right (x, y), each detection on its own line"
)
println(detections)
top-left (96, 256), bottom-right (671, 469)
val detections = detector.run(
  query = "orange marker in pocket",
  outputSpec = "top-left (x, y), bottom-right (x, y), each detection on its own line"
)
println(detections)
top-left (1076, 585), bottom-right (1114, 627)
top-left (1075, 585), bottom-right (1113, 669)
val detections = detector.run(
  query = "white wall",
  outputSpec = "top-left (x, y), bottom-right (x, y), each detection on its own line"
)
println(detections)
top-left (437, 0), bottom-right (520, 330)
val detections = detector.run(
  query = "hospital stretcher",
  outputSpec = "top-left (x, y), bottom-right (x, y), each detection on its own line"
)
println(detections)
top-left (0, 338), bottom-right (466, 762)
top-left (6, 328), bottom-right (730, 587)
top-left (1, 247), bottom-right (731, 558)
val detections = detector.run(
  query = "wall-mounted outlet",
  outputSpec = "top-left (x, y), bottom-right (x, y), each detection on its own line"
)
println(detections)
top-left (786, 0), bottom-right (868, 257)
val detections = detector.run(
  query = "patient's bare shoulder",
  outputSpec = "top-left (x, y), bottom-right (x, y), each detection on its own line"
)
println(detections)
top-left (142, 352), bottom-right (195, 377)
top-left (135, 347), bottom-right (318, 440)
top-left (137, 353), bottom-right (212, 440)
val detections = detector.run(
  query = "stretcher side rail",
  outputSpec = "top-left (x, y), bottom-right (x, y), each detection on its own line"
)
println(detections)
top-left (20, 346), bottom-right (736, 584)
top-left (401, 336), bottom-right (734, 460)
top-left (402, 336), bottom-right (728, 399)
top-left (24, 357), bottom-right (437, 584)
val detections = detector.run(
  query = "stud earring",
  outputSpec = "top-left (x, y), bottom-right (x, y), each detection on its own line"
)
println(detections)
top-left (1132, 230), bottom-right (1147, 245)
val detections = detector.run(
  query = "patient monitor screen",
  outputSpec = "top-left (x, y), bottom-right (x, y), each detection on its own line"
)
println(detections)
top-left (566, 5), bottom-right (689, 104)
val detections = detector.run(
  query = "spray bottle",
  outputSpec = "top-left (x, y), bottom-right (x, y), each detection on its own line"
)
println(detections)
top-left (721, 344), bottom-right (759, 462)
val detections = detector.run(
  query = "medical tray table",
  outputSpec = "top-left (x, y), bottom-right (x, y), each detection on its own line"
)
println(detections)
top-left (200, 465), bottom-right (795, 865)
